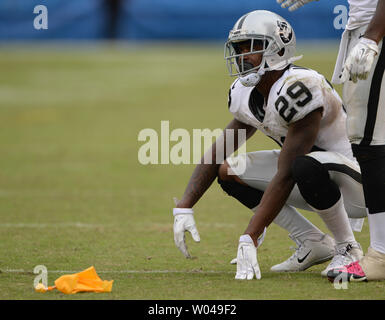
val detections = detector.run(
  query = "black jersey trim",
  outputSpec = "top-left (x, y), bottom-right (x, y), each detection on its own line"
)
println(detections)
top-left (248, 87), bottom-right (265, 122)
top-left (360, 37), bottom-right (385, 146)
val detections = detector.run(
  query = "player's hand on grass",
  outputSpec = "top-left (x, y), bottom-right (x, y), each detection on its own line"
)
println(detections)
top-left (173, 199), bottom-right (200, 258)
top-left (235, 234), bottom-right (261, 280)
top-left (341, 37), bottom-right (379, 83)
top-left (277, 0), bottom-right (318, 11)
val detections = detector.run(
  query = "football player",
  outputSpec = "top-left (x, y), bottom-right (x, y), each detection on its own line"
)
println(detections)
top-left (173, 10), bottom-right (367, 279)
top-left (278, 0), bottom-right (385, 283)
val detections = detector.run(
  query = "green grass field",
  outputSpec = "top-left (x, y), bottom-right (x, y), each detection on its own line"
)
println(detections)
top-left (1, 42), bottom-right (384, 300)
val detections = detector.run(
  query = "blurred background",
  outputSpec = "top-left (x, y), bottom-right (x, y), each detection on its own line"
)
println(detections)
top-left (0, 0), bottom-right (342, 41)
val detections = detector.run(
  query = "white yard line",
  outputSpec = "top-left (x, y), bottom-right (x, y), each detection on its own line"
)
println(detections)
top-left (0, 222), bottom-right (235, 229)
top-left (0, 222), bottom-right (109, 228)
top-left (1, 269), bottom-right (234, 274)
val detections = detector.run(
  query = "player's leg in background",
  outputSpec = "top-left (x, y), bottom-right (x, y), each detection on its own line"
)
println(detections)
top-left (291, 152), bottom-right (365, 275)
top-left (343, 30), bottom-right (385, 280)
top-left (220, 150), bottom-right (335, 271)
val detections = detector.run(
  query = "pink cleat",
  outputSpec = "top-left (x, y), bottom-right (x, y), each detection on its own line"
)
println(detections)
top-left (327, 260), bottom-right (367, 282)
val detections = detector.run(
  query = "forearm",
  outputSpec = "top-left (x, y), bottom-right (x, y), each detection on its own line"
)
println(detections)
top-left (244, 174), bottom-right (295, 244)
top-left (364, 0), bottom-right (385, 43)
top-left (176, 162), bottom-right (220, 208)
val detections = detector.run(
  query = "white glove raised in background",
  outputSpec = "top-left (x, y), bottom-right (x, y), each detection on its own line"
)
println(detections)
top-left (173, 206), bottom-right (200, 258)
top-left (235, 234), bottom-right (261, 280)
top-left (277, 0), bottom-right (319, 11)
top-left (341, 37), bottom-right (379, 83)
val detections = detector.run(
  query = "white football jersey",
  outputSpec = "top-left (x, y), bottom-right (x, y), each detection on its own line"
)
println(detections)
top-left (228, 65), bottom-right (355, 161)
top-left (346, 0), bottom-right (377, 30)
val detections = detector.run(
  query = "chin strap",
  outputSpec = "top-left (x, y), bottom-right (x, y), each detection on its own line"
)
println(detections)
top-left (239, 68), bottom-right (265, 87)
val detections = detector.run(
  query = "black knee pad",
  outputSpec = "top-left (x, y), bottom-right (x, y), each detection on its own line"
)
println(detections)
top-left (291, 155), bottom-right (341, 210)
top-left (217, 178), bottom-right (263, 209)
top-left (352, 144), bottom-right (385, 213)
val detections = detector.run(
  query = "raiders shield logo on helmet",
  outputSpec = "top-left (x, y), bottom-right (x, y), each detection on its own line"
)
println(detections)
top-left (277, 21), bottom-right (293, 44)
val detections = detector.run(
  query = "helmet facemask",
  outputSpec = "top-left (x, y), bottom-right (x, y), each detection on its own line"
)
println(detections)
top-left (225, 37), bottom-right (278, 76)
top-left (224, 36), bottom-right (282, 86)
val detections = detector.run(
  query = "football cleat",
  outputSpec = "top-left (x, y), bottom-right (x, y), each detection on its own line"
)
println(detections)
top-left (327, 261), bottom-right (367, 282)
top-left (327, 247), bottom-right (385, 282)
top-left (270, 234), bottom-right (335, 272)
top-left (321, 242), bottom-right (363, 277)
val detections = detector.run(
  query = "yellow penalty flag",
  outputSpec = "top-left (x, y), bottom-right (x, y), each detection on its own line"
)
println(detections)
top-left (35, 266), bottom-right (113, 294)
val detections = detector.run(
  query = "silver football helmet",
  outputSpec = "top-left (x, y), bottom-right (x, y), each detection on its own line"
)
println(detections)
top-left (224, 10), bottom-right (302, 86)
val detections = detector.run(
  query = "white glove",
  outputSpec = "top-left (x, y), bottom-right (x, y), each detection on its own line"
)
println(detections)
top-left (173, 207), bottom-right (200, 258)
top-left (235, 234), bottom-right (261, 280)
top-left (341, 37), bottom-right (379, 83)
top-left (231, 227), bottom-right (266, 266)
top-left (277, 0), bottom-right (318, 11)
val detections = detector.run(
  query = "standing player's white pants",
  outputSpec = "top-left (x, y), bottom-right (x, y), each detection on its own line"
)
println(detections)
top-left (332, 26), bottom-right (385, 146)
top-left (227, 150), bottom-right (367, 230)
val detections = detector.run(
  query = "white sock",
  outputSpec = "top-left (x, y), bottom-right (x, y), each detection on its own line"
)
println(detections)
top-left (368, 211), bottom-right (385, 254)
top-left (314, 196), bottom-right (355, 245)
top-left (264, 204), bottom-right (324, 242)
